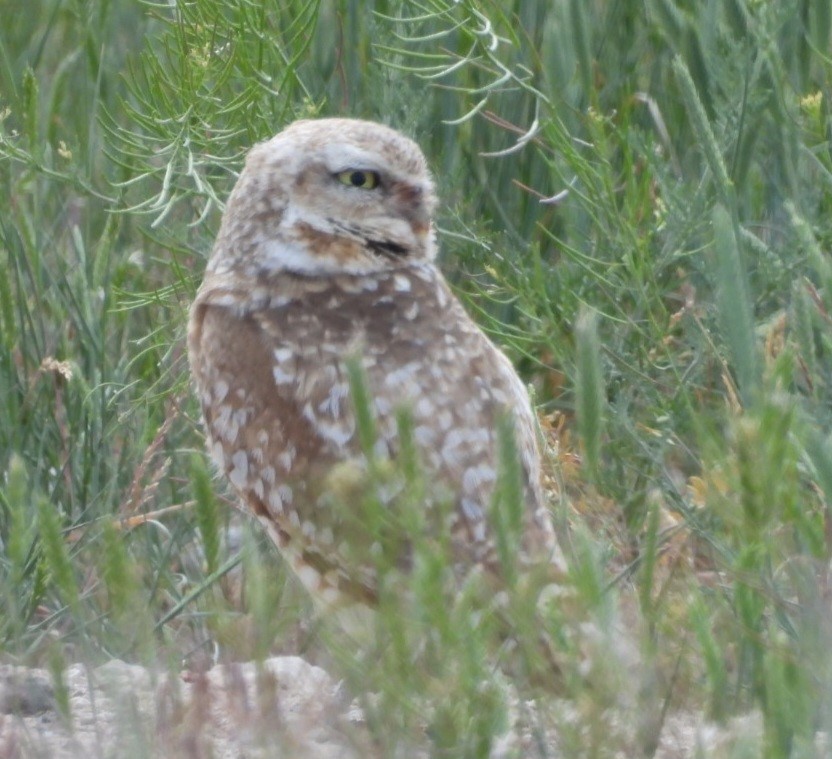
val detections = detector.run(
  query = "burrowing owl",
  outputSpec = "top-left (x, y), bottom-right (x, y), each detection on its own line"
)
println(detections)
top-left (188, 118), bottom-right (562, 614)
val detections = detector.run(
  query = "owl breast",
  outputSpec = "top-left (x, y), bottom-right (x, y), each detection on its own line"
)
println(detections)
top-left (189, 261), bottom-right (554, 603)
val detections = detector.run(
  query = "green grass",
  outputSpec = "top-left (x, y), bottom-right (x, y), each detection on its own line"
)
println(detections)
top-left (2, 0), bottom-right (832, 755)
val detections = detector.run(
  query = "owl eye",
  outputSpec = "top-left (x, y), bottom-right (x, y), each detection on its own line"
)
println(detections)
top-left (336, 169), bottom-right (380, 190)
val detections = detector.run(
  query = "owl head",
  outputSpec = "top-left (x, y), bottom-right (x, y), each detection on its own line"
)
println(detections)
top-left (208, 118), bottom-right (438, 277)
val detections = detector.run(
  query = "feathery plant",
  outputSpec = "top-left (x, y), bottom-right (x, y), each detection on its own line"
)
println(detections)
top-left (0, 0), bottom-right (303, 667)
top-left (1, 0), bottom-right (832, 755)
top-left (107, 0), bottom-right (322, 235)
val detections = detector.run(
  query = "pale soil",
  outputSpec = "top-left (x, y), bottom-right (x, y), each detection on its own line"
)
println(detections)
top-left (0, 657), bottom-right (360, 758)
top-left (0, 656), bottom-right (779, 758)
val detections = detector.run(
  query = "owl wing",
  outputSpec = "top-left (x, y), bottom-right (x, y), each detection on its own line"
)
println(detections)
top-left (361, 293), bottom-right (555, 573)
top-left (189, 277), bottom-right (388, 603)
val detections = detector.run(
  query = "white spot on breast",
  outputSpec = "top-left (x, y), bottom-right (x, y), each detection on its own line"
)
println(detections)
top-left (229, 450), bottom-right (249, 488)
top-left (273, 365), bottom-right (295, 385)
top-left (415, 397), bottom-right (434, 417)
top-left (295, 563), bottom-right (323, 594)
top-left (209, 293), bottom-right (245, 307)
top-left (252, 479), bottom-right (265, 499)
top-left (441, 428), bottom-right (491, 466)
top-left (393, 274), bottom-right (411, 292)
top-left (213, 380), bottom-right (229, 403)
top-left (442, 429), bottom-right (468, 452)
top-left (302, 520), bottom-right (317, 538)
top-left (444, 347), bottom-right (462, 364)
top-left (262, 466), bottom-right (276, 485)
top-left (414, 425), bottom-right (436, 447)
top-left (384, 361), bottom-right (421, 389)
top-left (213, 405), bottom-right (239, 443)
top-left (318, 584), bottom-right (344, 607)
top-left (460, 497), bottom-right (485, 523)
top-left (373, 438), bottom-right (390, 459)
top-left (278, 484), bottom-right (293, 505)
top-left (274, 347), bottom-right (294, 363)
top-left (233, 408), bottom-right (250, 427)
top-left (267, 488), bottom-right (284, 515)
top-left (403, 302), bottom-right (419, 320)
top-left (210, 440), bottom-right (226, 469)
top-left (437, 410), bottom-right (453, 431)
top-left (304, 402), bottom-right (354, 448)
top-left (316, 420), bottom-right (355, 448)
top-left (318, 382), bottom-right (350, 416)
top-left (491, 388), bottom-right (508, 405)
top-left (413, 266), bottom-right (435, 282)
top-left (277, 447), bottom-right (296, 472)
top-left (462, 464), bottom-right (496, 493)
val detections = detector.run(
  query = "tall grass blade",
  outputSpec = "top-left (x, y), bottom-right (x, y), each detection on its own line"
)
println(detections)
top-left (712, 203), bottom-right (758, 406)
top-left (492, 414), bottom-right (524, 585)
top-left (575, 307), bottom-right (604, 481)
top-left (346, 357), bottom-right (377, 458)
top-left (190, 453), bottom-right (221, 575)
top-left (672, 54), bottom-right (731, 200)
top-left (37, 496), bottom-right (79, 619)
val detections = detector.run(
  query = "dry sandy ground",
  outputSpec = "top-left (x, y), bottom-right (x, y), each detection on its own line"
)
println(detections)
top-left (0, 656), bottom-right (773, 757)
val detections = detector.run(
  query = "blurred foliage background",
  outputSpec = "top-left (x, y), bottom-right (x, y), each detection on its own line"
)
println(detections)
top-left (2, 0), bottom-right (832, 755)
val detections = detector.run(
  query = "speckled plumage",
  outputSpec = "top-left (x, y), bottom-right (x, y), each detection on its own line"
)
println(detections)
top-left (188, 118), bottom-right (562, 614)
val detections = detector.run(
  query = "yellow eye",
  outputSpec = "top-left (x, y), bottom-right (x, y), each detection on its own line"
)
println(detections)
top-left (336, 169), bottom-right (380, 190)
